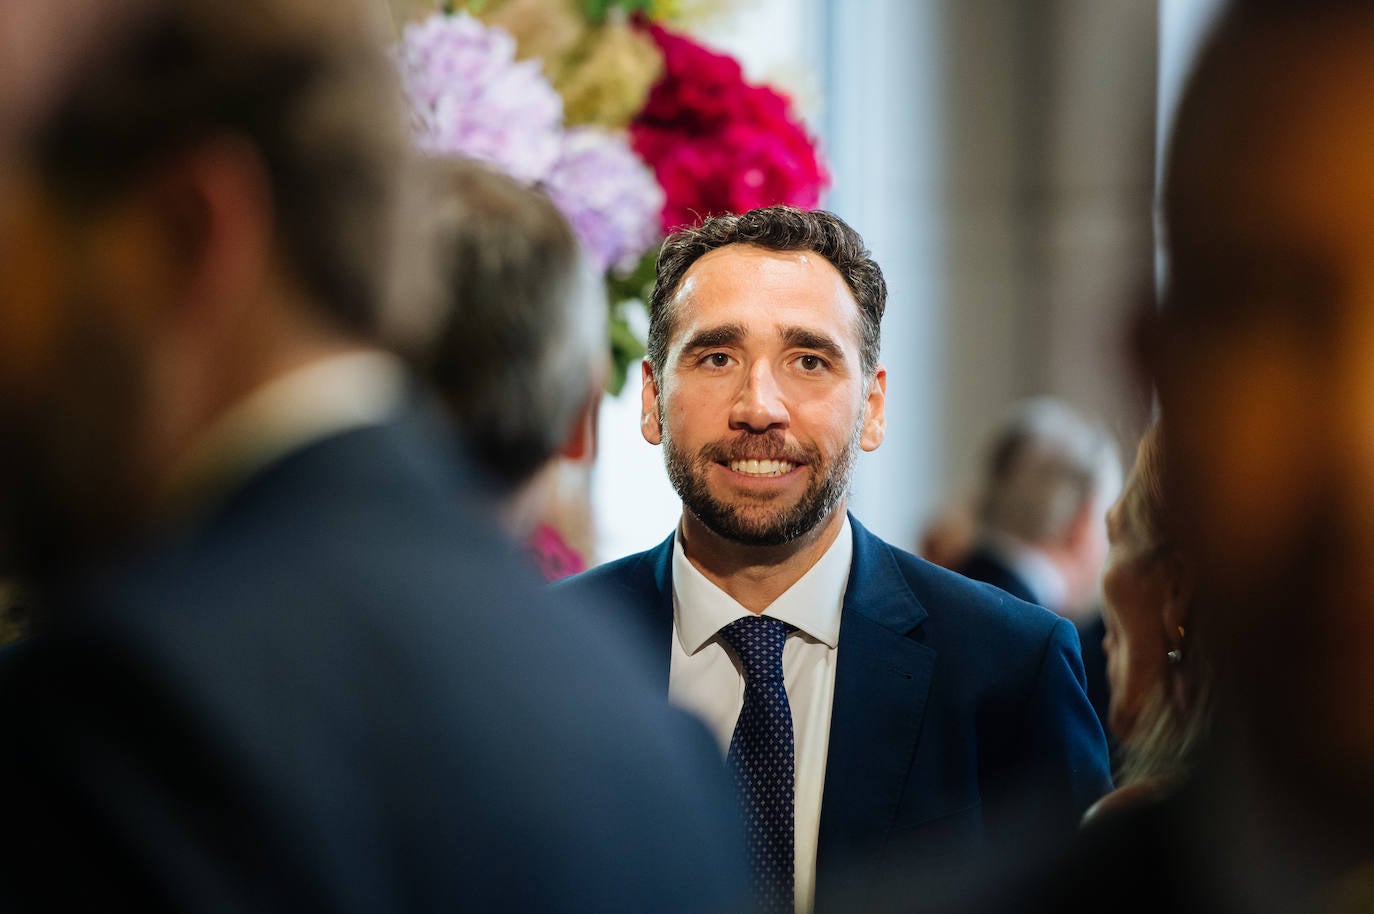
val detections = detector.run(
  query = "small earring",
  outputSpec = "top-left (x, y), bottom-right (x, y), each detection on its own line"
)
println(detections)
top-left (1166, 625), bottom-right (1186, 665)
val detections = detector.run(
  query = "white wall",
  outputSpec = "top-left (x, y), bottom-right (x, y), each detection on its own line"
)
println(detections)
top-left (821, 0), bottom-right (948, 550)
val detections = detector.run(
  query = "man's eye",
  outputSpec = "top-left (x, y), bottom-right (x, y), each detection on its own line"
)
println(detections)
top-left (798, 354), bottom-right (825, 371)
top-left (703, 352), bottom-right (731, 367)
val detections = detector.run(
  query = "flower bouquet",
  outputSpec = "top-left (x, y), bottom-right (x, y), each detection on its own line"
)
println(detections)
top-left (392, 0), bottom-right (829, 393)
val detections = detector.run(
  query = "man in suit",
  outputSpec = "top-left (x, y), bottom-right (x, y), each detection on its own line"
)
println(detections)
top-left (954, 398), bottom-right (1121, 748)
top-left (558, 206), bottom-right (1111, 913)
top-left (0, 1), bottom-right (745, 911)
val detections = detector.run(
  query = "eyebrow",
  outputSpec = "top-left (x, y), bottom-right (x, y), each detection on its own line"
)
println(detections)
top-left (781, 327), bottom-right (847, 365)
top-left (679, 323), bottom-right (747, 355)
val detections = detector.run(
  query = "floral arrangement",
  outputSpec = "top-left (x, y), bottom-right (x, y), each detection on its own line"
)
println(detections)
top-left (392, 0), bottom-right (829, 393)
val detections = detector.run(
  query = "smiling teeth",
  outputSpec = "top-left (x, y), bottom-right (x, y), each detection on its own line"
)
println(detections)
top-left (729, 459), bottom-right (795, 477)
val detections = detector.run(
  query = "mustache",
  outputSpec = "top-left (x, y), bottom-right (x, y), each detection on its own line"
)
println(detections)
top-left (698, 431), bottom-right (816, 465)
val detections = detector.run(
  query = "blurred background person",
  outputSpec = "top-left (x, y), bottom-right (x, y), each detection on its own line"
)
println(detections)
top-left (1085, 421), bottom-right (1207, 822)
top-left (924, 2), bottom-right (1374, 910)
top-left (1146, 0), bottom-right (1374, 907)
top-left (957, 398), bottom-right (1121, 619)
top-left (423, 158), bottom-right (607, 578)
top-left (0, 1), bottom-right (745, 911)
top-left (954, 397), bottom-right (1121, 745)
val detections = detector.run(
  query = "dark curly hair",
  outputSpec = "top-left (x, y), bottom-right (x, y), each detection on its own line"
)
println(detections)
top-left (646, 206), bottom-right (887, 378)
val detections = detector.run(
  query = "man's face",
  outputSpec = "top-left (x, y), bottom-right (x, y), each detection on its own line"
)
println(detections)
top-left (641, 244), bottom-right (886, 547)
top-left (1159, 17), bottom-right (1374, 791)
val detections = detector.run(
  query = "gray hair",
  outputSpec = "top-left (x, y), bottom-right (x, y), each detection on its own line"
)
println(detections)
top-left (977, 398), bottom-right (1122, 544)
top-left (424, 158), bottom-right (606, 491)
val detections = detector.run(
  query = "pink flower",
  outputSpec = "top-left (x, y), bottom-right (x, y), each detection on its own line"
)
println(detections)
top-left (636, 24), bottom-right (748, 130)
top-left (396, 12), bottom-right (564, 184)
top-left (629, 24), bottom-right (829, 231)
top-left (525, 524), bottom-right (586, 582)
top-left (543, 127), bottom-right (664, 273)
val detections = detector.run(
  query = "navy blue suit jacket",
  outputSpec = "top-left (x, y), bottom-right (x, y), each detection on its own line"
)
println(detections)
top-left (956, 545), bottom-right (1117, 761)
top-left (558, 516), bottom-right (1111, 901)
top-left (0, 406), bottom-right (746, 913)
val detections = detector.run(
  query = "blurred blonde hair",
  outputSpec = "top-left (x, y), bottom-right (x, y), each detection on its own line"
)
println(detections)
top-left (1115, 422), bottom-right (1212, 789)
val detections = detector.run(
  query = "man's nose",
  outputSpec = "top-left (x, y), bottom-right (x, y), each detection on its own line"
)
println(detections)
top-left (729, 361), bottom-right (789, 432)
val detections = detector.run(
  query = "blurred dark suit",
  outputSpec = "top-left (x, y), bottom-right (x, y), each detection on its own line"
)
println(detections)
top-left (0, 404), bottom-right (745, 913)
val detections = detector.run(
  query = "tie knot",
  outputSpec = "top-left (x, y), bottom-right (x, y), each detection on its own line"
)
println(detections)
top-left (717, 615), bottom-right (792, 684)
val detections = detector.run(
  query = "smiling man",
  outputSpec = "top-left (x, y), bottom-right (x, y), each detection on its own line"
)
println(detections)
top-left (559, 206), bottom-right (1111, 913)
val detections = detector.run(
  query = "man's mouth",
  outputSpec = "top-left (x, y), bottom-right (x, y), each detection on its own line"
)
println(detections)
top-left (727, 459), bottom-right (796, 477)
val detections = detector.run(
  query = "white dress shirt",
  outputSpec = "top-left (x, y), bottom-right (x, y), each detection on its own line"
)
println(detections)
top-left (669, 517), bottom-right (852, 914)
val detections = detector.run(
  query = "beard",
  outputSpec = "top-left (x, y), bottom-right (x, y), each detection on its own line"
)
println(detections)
top-left (663, 420), bottom-right (863, 547)
top-left (0, 290), bottom-right (150, 582)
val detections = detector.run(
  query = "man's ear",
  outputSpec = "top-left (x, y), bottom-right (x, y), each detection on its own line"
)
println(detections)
top-left (559, 389), bottom-right (602, 462)
top-left (640, 360), bottom-right (663, 446)
top-left (860, 366), bottom-right (887, 451)
top-left (151, 135), bottom-right (273, 325)
top-left (1063, 500), bottom-right (1097, 552)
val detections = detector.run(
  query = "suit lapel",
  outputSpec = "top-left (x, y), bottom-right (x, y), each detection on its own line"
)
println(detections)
top-left (816, 516), bottom-right (935, 876)
top-left (635, 518), bottom-right (935, 874)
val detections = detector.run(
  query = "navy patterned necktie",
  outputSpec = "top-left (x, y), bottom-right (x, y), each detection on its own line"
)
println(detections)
top-left (718, 615), bottom-right (795, 914)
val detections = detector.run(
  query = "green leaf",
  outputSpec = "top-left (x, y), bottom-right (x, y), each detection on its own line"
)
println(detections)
top-left (607, 312), bottom-right (647, 396)
top-left (601, 246), bottom-right (659, 394)
top-left (580, 0), bottom-right (656, 24)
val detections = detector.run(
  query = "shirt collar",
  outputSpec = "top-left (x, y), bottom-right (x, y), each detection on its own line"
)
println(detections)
top-left (671, 515), bottom-right (852, 654)
top-left (160, 349), bottom-right (407, 520)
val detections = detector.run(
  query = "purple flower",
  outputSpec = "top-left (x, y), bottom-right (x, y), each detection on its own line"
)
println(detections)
top-left (396, 12), bottom-right (564, 184)
top-left (543, 127), bottom-right (664, 274)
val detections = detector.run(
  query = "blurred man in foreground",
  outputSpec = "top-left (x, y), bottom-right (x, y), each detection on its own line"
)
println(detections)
top-left (0, 2), bottom-right (744, 911)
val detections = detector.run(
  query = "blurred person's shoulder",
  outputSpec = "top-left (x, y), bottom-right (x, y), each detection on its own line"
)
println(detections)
top-left (0, 405), bottom-right (749, 912)
top-left (556, 534), bottom-right (673, 598)
top-left (553, 533), bottom-right (674, 632)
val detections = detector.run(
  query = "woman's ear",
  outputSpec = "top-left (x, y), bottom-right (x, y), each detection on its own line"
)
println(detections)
top-left (1160, 551), bottom-right (1195, 640)
top-left (1160, 551), bottom-right (1196, 714)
